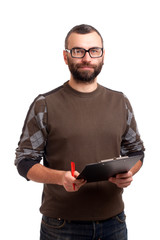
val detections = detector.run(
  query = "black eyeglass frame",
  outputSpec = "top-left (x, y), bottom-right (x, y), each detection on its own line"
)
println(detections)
top-left (65, 47), bottom-right (103, 58)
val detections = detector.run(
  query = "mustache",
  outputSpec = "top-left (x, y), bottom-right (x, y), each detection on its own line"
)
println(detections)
top-left (76, 63), bottom-right (96, 68)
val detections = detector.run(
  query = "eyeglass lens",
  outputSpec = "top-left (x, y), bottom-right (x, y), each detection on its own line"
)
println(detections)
top-left (71, 48), bottom-right (103, 58)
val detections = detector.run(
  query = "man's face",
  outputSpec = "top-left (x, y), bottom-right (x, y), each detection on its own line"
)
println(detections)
top-left (64, 32), bottom-right (105, 83)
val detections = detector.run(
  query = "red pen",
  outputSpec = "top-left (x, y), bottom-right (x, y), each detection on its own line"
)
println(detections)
top-left (71, 162), bottom-right (75, 191)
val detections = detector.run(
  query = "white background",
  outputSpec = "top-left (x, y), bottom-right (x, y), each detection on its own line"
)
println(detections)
top-left (0, 0), bottom-right (160, 239)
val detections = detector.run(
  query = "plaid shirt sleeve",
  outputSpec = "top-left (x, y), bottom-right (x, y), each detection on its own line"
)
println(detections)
top-left (15, 95), bottom-right (48, 178)
top-left (120, 95), bottom-right (145, 159)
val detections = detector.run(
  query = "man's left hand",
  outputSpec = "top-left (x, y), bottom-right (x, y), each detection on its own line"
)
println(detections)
top-left (108, 171), bottom-right (133, 188)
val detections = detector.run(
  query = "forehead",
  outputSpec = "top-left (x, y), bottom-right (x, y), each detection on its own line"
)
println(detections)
top-left (67, 32), bottom-right (103, 49)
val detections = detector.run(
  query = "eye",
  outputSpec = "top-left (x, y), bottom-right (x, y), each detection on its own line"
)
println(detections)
top-left (74, 49), bottom-right (84, 54)
top-left (90, 48), bottom-right (100, 54)
top-left (91, 49), bottom-right (98, 53)
top-left (89, 48), bottom-right (103, 57)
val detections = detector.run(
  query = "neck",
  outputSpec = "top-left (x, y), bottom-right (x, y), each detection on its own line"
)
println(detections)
top-left (68, 77), bottom-right (98, 93)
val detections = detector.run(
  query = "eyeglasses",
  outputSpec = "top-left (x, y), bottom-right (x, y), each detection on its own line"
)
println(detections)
top-left (65, 47), bottom-right (103, 58)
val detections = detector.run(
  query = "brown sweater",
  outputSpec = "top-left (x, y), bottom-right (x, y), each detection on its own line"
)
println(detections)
top-left (15, 82), bottom-right (145, 221)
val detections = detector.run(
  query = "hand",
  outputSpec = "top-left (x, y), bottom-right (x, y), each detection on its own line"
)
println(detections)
top-left (62, 171), bottom-right (86, 192)
top-left (108, 171), bottom-right (133, 188)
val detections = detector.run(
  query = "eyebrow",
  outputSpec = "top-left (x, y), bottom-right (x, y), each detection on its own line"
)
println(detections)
top-left (68, 46), bottom-right (102, 49)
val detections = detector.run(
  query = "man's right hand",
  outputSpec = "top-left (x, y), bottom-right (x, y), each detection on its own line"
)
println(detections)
top-left (62, 171), bottom-right (86, 192)
top-left (27, 164), bottom-right (86, 191)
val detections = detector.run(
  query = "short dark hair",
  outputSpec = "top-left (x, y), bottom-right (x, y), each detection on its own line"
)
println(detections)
top-left (65, 24), bottom-right (103, 49)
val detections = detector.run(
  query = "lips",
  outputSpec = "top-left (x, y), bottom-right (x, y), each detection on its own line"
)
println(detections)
top-left (76, 64), bottom-right (95, 69)
top-left (79, 66), bottom-right (93, 70)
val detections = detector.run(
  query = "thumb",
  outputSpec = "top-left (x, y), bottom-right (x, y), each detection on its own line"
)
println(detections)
top-left (73, 171), bottom-right (80, 178)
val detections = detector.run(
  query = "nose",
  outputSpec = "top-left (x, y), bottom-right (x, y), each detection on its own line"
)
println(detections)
top-left (82, 51), bottom-right (91, 62)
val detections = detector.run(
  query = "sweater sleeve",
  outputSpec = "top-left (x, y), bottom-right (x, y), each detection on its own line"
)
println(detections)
top-left (120, 95), bottom-right (145, 162)
top-left (15, 95), bottom-right (48, 180)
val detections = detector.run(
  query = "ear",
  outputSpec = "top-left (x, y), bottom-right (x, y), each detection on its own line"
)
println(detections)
top-left (63, 50), bottom-right (68, 65)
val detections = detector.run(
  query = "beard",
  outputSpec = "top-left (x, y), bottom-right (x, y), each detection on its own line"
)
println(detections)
top-left (67, 58), bottom-right (104, 84)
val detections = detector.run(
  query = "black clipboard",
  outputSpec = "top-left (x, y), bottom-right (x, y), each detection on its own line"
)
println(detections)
top-left (77, 155), bottom-right (142, 183)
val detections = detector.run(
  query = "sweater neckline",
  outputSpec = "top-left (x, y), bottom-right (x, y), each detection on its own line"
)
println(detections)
top-left (64, 81), bottom-right (102, 98)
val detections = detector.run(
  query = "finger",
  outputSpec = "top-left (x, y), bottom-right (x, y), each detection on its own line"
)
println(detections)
top-left (116, 176), bottom-right (133, 184)
top-left (109, 176), bottom-right (133, 188)
top-left (74, 181), bottom-right (86, 190)
top-left (76, 180), bottom-right (87, 187)
top-left (116, 171), bottom-right (133, 179)
top-left (74, 180), bottom-right (87, 191)
top-left (75, 178), bottom-right (86, 184)
top-left (73, 171), bottom-right (80, 178)
top-left (117, 180), bottom-right (132, 188)
top-left (72, 171), bottom-right (84, 182)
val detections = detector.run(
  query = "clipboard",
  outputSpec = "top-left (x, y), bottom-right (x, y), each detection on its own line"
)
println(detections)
top-left (77, 155), bottom-right (142, 183)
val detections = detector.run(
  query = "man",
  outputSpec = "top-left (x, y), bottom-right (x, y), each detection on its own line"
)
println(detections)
top-left (15, 24), bottom-right (145, 240)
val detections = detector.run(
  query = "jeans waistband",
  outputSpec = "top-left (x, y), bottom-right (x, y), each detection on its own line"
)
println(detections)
top-left (42, 211), bottom-right (124, 225)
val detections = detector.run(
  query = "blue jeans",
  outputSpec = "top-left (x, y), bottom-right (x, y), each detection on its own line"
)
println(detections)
top-left (40, 211), bottom-right (127, 240)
